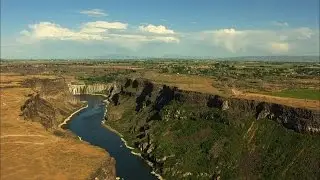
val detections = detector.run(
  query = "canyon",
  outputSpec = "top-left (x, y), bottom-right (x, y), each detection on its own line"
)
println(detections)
top-left (104, 78), bottom-right (320, 179)
top-left (0, 74), bottom-right (116, 180)
top-left (1, 73), bottom-right (319, 180)
top-left (68, 83), bottom-right (113, 95)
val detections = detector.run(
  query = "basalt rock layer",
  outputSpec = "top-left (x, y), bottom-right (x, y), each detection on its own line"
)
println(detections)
top-left (105, 78), bottom-right (320, 179)
top-left (19, 77), bottom-right (117, 180)
top-left (109, 78), bottom-right (320, 133)
top-left (68, 83), bottom-right (113, 95)
top-left (20, 78), bottom-right (83, 129)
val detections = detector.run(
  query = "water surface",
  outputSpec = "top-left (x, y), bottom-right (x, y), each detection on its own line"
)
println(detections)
top-left (68, 94), bottom-right (157, 180)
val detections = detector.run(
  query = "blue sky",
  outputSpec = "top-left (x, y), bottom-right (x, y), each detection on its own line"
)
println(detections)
top-left (1, 0), bottom-right (319, 59)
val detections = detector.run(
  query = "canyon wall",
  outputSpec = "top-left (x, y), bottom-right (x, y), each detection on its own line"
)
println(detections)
top-left (109, 78), bottom-right (320, 134)
top-left (21, 78), bottom-right (82, 129)
top-left (68, 83), bottom-right (113, 95)
top-left (105, 78), bottom-right (320, 179)
top-left (19, 77), bottom-right (117, 179)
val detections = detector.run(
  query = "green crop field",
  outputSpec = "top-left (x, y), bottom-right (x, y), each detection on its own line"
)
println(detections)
top-left (271, 89), bottom-right (320, 100)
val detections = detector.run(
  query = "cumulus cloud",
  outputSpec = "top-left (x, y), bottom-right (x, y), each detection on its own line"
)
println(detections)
top-left (293, 27), bottom-right (313, 39)
top-left (80, 9), bottom-right (107, 17)
top-left (83, 21), bottom-right (128, 30)
top-left (273, 21), bottom-right (289, 27)
top-left (270, 42), bottom-right (289, 53)
top-left (20, 21), bottom-right (180, 46)
top-left (209, 28), bottom-right (248, 52)
top-left (16, 20), bottom-right (318, 55)
top-left (201, 27), bottom-right (318, 54)
top-left (139, 24), bottom-right (175, 34)
top-left (107, 34), bottom-right (179, 43)
top-left (21, 22), bottom-right (105, 41)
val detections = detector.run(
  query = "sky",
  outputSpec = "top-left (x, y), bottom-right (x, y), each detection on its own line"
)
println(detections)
top-left (1, 0), bottom-right (319, 59)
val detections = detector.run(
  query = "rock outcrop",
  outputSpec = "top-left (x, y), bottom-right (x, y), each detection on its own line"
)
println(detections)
top-left (104, 78), bottom-right (320, 179)
top-left (21, 93), bottom-right (59, 129)
top-left (68, 83), bottom-right (113, 95)
top-left (108, 78), bottom-right (320, 134)
top-left (19, 77), bottom-right (117, 179)
top-left (20, 78), bottom-right (82, 129)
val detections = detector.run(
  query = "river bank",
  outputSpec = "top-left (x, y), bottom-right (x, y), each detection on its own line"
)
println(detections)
top-left (59, 102), bottom-right (89, 129)
top-left (100, 95), bottom-right (165, 180)
top-left (64, 94), bottom-right (160, 179)
top-left (1, 75), bottom-right (117, 180)
top-left (60, 93), bottom-right (164, 180)
top-left (102, 122), bottom-right (164, 180)
top-left (59, 93), bottom-right (109, 129)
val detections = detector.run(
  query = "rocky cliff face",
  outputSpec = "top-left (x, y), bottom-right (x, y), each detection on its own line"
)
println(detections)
top-left (109, 78), bottom-right (320, 134)
top-left (21, 93), bottom-right (60, 129)
top-left (105, 78), bottom-right (320, 179)
top-left (180, 91), bottom-right (320, 133)
top-left (20, 78), bottom-right (82, 129)
top-left (68, 83), bottom-right (113, 95)
top-left (19, 77), bottom-right (117, 179)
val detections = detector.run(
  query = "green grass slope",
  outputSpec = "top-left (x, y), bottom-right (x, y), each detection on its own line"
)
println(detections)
top-left (271, 88), bottom-right (320, 100)
top-left (106, 96), bottom-right (320, 180)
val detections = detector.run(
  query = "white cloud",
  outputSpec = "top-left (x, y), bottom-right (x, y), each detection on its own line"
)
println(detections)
top-left (273, 21), bottom-right (289, 27)
top-left (80, 9), bottom-right (107, 17)
top-left (20, 21), bottom-right (180, 47)
top-left (293, 27), bottom-right (313, 39)
top-left (139, 24), bottom-right (175, 34)
top-left (209, 28), bottom-right (248, 52)
top-left (83, 21), bottom-right (128, 30)
top-left (21, 22), bottom-right (105, 41)
top-left (107, 34), bottom-right (179, 43)
top-left (20, 30), bottom-right (31, 36)
top-left (80, 27), bottom-right (108, 34)
top-left (270, 42), bottom-right (289, 53)
top-left (201, 27), bottom-right (318, 54)
top-left (153, 36), bottom-right (179, 43)
top-left (16, 20), bottom-right (318, 56)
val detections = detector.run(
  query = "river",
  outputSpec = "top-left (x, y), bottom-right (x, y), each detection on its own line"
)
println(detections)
top-left (67, 95), bottom-right (157, 180)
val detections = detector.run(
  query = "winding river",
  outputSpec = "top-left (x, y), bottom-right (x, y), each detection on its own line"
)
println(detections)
top-left (67, 95), bottom-right (157, 180)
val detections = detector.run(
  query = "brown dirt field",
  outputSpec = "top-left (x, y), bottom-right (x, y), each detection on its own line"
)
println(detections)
top-left (0, 74), bottom-right (114, 180)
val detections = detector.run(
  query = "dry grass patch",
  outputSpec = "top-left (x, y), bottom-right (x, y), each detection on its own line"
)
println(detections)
top-left (144, 71), bottom-right (222, 95)
top-left (1, 74), bottom-right (114, 180)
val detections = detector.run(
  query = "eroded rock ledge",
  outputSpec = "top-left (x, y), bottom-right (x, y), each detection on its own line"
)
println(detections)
top-left (109, 78), bottom-right (320, 134)
top-left (19, 77), bottom-right (117, 180)
top-left (20, 78), bottom-right (83, 129)
top-left (104, 78), bottom-right (320, 179)
top-left (68, 83), bottom-right (114, 95)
